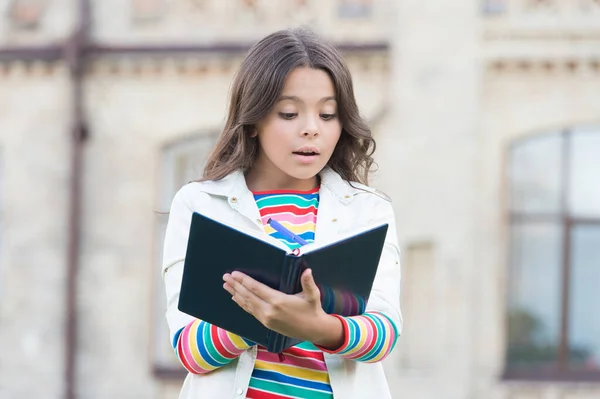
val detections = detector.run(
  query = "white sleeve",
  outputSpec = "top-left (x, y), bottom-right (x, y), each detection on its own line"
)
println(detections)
top-left (161, 187), bottom-right (197, 344)
top-left (364, 200), bottom-right (403, 336)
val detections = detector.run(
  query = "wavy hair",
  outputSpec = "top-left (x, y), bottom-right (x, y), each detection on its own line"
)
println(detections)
top-left (202, 27), bottom-right (376, 185)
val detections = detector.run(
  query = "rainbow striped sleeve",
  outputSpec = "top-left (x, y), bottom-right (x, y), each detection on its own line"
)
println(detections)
top-left (317, 311), bottom-right (399, 363)
top-left (172, 319), bottom-right (254, 374)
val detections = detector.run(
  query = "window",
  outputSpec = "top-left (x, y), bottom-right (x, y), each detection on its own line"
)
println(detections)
top-left (338, 0), bottom-right (373, 18)
top-left (505, 126), bottom-right (600, 381)
top-left (130, 0), bottom-right (165, 23)
top-left (8, 0), bottom-right (46, 29)
top-left (152, 132), bottom-right (218, 377)
top-left (482, 0), bottom-right (507, 15)
top-left (398, 242), bottom-right (436, 369)
top-left (0, 150), bottom-right (3, 299)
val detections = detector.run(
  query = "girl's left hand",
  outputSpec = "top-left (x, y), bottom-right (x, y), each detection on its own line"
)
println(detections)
top-left (222, 269), bottom-right (343, 348)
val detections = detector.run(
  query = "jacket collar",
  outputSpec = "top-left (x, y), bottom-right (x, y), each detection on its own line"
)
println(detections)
top-left (195, 167), bottom-right (357, 205)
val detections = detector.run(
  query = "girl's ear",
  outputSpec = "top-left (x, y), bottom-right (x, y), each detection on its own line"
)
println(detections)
top-left (249, 129), bottom-right (258, 138)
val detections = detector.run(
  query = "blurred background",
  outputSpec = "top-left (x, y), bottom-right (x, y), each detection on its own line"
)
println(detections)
top-left (0, 0), bottom-right (599, 398)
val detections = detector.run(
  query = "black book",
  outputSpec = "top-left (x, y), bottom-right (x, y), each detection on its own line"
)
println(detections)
top-left (178, 212), bottom-right (388, 353)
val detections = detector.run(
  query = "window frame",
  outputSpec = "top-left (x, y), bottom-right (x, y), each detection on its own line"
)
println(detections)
top-left (503, 127), bottom-right (600, 382)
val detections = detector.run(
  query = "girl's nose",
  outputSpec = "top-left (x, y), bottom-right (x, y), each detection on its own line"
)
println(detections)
top-left (302, 115), bottom-right (319, 137)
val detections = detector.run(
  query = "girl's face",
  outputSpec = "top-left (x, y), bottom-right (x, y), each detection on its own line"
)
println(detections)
top-left (247, 67), bottom-right (342, 191)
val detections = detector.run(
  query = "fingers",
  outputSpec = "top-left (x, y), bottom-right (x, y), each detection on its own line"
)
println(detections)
top-left (223, 272), bottom-right (275, 317)
top-left (300, 269), bottom-right (321, 300)
top-left (227, 271), bottom-right (277, 302)
top-left (223, 280), bottom-right (255, 315)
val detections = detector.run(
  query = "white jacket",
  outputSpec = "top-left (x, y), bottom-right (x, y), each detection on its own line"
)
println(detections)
top-left (162, 167), bottom-right (402, 399)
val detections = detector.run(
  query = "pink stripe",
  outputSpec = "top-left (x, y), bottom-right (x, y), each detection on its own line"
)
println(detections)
top-left (349, 293), bottom-right (358, 315)
top-left (342, 291), bottom-right (351, 315)
top-left (378, 317), bottom-right (395, 359)
top-left (217, 328), bottom-right (241, 356)
top-left (362, 315), bottom-right (383, 358)
top-left (256, 349), bottom-right (328, 371)
top-left (260, 212), bottom-right (316, 225)
top-left (180, 322), bottom-right (204, 373)
top-left (258, 205), bottom-right (317, 217)
top-left (348, 316), bottom-right (376, 359)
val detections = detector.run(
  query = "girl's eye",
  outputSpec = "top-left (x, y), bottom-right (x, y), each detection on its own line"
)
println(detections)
top-left (279, 112), bottom-right (297, 120)
top-left (320, 113), bottom-right (337, 121)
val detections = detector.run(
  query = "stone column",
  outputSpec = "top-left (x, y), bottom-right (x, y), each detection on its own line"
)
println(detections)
top-left (376, 1), bottom-right (481, 398)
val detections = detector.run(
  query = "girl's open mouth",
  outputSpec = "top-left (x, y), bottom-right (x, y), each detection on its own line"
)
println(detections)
top-left (292, 150), bottom-right (320, 164)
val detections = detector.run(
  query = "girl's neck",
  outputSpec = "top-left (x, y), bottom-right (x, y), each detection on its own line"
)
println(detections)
top-left (244, 167), bottom-right (319, 193)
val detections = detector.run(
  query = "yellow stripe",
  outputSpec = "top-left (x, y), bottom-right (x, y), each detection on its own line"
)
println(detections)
top-left (227, 331), bottom-right (250, 350)
top-left (254, 360), bottom-right (330, 383)
top-left (343, 318), bottom-right (369, 357)
top-left (286, 222), bottom-right (316, 234)
top-left (189, 321), bottom-right (216, 371)
top-left (367, 317), bottom-right (392, 363)
top-left (264, 221), bottom-right (316, 235)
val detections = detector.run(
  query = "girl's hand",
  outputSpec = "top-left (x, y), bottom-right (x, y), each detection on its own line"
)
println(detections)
top-left (223, 269), bottom-right (343, 349)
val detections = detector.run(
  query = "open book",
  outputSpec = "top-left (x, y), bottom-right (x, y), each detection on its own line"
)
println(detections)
top-left (178, 212), bottom-right (388, 353)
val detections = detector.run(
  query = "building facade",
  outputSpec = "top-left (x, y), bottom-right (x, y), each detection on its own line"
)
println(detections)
top-left (0, 0), bottom-right (599, 398)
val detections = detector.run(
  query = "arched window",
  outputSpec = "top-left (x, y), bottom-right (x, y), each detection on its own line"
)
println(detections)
top-left (0, 151), bottom-right (3, 299)
top-left (505, 125), bottom-right (600, 380)
top-left (338, 0), bottom-right (373, 18)
top-left (8, 0), bottom-right (46, 30)
top-left (152, 132), bottom-right (218, 377)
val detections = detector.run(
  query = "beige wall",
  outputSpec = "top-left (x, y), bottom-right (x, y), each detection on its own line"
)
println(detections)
top-left (0, 64), bottom-right (71, 398)
top-left (472, 63), bottom-right (600, 399)
top-left (1, 1), bottom-right (600, 398)
top-left (377, 1), bottom-right (481, 398)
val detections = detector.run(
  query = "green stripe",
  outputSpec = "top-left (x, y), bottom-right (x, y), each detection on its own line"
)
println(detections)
top-left (375, 311), bottom-right (400, 352)
top-left (201, 322), bottom-right (229, 365)
top-left (360, 314), bottom-right (386, 361)
top-left (256, 195), bottom-right (318, 209)
top-left (249, 378), bottom-right (333, 399)
top-left (295, 341), bottom-right (319, 351)
top-left (340, 318), bottom-right (358, 355)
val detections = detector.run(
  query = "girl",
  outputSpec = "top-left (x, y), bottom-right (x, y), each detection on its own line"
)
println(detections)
top-left (162, 28), bottom-right (402, 399)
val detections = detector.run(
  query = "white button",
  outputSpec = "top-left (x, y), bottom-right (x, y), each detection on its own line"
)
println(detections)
top-left (236, 388), bottom-right (244, 395)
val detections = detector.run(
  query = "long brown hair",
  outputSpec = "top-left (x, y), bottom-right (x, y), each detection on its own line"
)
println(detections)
top-left (202, 27), bottom-right (376, 185)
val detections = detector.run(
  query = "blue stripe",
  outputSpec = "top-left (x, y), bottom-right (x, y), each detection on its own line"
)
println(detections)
top-left (256, 196), bottom-right (319, 207)
top-left (268, 231), bottom-right (315, 242)
top-left (173, 327), bottom-right (184, 350)
top-left (375, 311), bottom-right (400, 350)
top-left (195, 321), bottom-right (224, 367)
top-left (322, 286), bottom-right (334, 314)
top-left (268, 236), bottom-right (300, 248)
top-left (379, 311), bottom-right (400, 337)
top-left (361, 314), bottom-right (387, 362)
top-left (344, 317), bottom-right (362, 354)
top-left (357, 295), bottom-right (367, 314)
top-left (253, 192), bottom-right (319, 201)
top-left (251, 369), bottom-right (333, 392)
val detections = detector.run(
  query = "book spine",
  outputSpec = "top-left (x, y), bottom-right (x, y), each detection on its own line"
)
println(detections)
top-left (280, 254), bottom-right (303, 294)
top-left (266, 254), bottom-right (304, 353)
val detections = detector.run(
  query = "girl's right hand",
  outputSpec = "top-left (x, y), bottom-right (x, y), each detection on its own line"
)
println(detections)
top-left (223, 269), bottom-right (344, 348)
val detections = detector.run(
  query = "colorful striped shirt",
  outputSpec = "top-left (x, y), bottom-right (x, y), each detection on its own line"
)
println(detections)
top-left (170, 186), bottom-right (400, 398)
top-left (253, 187), bottom-right (318, 250)
top-left (248, 187), bottom-right (332, 399)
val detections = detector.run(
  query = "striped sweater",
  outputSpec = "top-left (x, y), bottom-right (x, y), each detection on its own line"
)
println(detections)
top-left (172, 187), bottom-right (399, 398)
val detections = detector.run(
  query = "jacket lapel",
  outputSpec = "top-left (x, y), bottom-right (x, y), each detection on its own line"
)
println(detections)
top-left (194, 168), bottom-right (356, 250)
top-left (212, 170), bottom-right (291, 251)
top-left (314, 168), bottom-right (353, 245)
